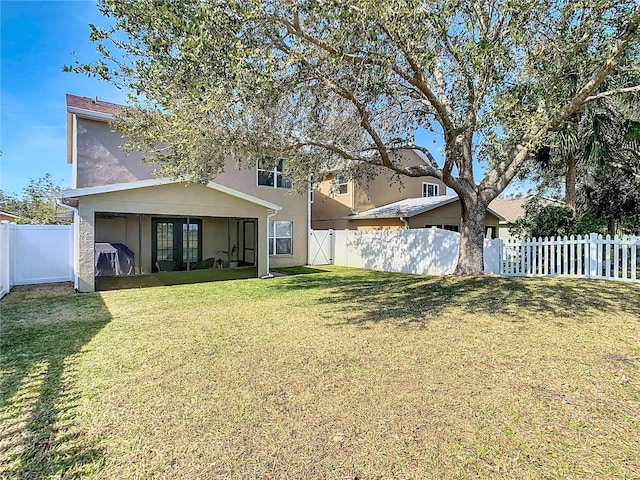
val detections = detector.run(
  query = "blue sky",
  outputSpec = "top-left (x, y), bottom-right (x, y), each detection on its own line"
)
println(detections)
top-left (1, 0), bottom-right (124, 195)
top-left (0, 1), bottom-right (528, 197)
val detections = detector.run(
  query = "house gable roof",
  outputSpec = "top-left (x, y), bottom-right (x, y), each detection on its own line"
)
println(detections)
top-left (0, 211), bottom-right (19, 219)
top-left (348, 195), bottom-right (506, 221)
top-left (66, 94), bottom-right (123, 121)
top-left (488, 197), bottom-right (530, 223)
top-left (58, 179), bottom-right (282, 211)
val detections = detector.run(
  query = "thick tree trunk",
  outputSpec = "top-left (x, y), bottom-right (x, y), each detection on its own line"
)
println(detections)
top-left (565, 154), bottom-right (576, 212)
top-left (454, 195), bottom-right (487, 275)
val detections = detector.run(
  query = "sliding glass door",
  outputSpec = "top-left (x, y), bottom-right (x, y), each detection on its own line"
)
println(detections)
top-left (152, 218), bottom-right (202, 271)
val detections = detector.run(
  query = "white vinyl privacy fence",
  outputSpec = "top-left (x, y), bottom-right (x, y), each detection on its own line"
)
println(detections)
top-left (310, 228), bottom-right (639, 283)
top-left (0, 222), bottom-right (74, 298)
top-left (310, 228), bottom-right (501, 275)
top-left (501, 234), bottom-right (639, 281)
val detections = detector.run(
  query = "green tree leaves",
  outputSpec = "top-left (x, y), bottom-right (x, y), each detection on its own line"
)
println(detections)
top-left (0, 174), bottom-right (67, 225)
top-left (67, 0), bottom-right (640, 272)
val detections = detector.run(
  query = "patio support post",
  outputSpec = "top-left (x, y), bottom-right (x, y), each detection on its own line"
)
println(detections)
top-left (263, 210), bottom-right (278, 278)
top-left (227, 217), bottom-right (231, 266)
top-left (236, 219), bottom-right (240, 263)
top-left (186, 216), bottom-right (190, 271)
top-left (137, 214), bottom-right (142, 275)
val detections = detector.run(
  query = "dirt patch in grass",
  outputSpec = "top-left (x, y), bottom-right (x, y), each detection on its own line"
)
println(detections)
top-left (3, 282), bottom-right (75, 301)
top-left (1, 269), bottom-right (639, 478)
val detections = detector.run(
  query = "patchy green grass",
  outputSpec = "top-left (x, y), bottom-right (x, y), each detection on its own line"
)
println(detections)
top-left (1, 267), bottom-right (639, 479)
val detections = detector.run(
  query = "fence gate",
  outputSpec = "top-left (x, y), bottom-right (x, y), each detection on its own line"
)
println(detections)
top-left (308, 229), bottom-right (334, 265)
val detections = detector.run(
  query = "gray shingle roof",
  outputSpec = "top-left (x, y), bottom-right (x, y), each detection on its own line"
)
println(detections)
top-left (488, 197), bottom-right (530, 223)
top-left (66, 94), bottom-right (124, 117)
top-left (348, 195), bottom-right (506, 221)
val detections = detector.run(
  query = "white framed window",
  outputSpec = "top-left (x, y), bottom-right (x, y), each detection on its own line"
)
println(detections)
top-left (336, 176), bottom-right (348, 196)
top-left (422, 182), bottom-right (439, 197)
top-left (426, 224), bottom-right (459, 232)
top-left (269, 221), bottom-right (293, 255)
top-left (258, 159), bottom-right (291, 189)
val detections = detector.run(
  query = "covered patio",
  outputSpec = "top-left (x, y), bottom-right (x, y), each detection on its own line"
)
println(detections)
top-left (59, 179), bottom-right (281, 292)
top-left (94, 213), bottom-right (259, 290)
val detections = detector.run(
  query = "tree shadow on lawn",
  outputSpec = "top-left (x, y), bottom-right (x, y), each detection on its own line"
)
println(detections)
top-left (0, 284), bottom-right (110, 478)
top-left (273, 268), bottom-right (640, 326)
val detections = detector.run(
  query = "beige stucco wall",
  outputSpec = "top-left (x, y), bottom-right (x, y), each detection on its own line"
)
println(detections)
top-left (76, 182), bottom-right (272, 292)
top-left (350, 218), bottom-right (405, 230)
top-left (311, 217), bottom-right (352, 230)
top-left (407, 202), bottom-right (500, 230)
top-left (213, 161), bottom-right (308, 269)
top-left (72, 117), bottom-right (308, 276)
top-left (314, 172), bottom-right (353, 206)
top-left (312, 150), bottom-right (447, 228)
top-left (352, 151), bottom-right (447, 212)
top-left (498, 222), bottom-right (516, 241)
top-left (311, 175), bottom-right (353, 229)
top-left (75, 118), bottom-right (156, 188)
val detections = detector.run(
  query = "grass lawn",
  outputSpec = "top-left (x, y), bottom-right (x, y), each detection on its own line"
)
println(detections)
top-left (1, 266), bottom-right (639, 479)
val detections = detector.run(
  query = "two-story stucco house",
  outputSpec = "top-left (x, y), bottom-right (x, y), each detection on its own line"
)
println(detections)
top-left (59, 94), bottom-right (308, 292)
top-left (312, 150), bottom-right (503, 237)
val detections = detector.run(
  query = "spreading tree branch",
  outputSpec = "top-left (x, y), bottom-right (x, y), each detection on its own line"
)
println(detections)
top-left (583, 85), bottom-right (640, 103)
top-left (550, 5), bottom-right (640, 129)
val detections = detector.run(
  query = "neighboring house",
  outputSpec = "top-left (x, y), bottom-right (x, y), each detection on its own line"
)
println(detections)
top-left (312, 151), bottom-right (503, 237)
top-left (488, 197), bottom-right (530, 241)
top-left (312, 150), bottom-right (448, 230)
top-left (60, 94), bottom-right (307, 292)
top-left (0, 211), bottom-right (19, 222)
top-left (347, 195), bottom-right (503, 237)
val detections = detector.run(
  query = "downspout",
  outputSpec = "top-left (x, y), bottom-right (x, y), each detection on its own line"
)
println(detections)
top-left (399, 216), bottom-right (409, 230)
top-left (307, 176), bottom-right (312, 264)
top-left (261, 209), bottom-right (278, 279)
top-left (56, 195), bottom-right (79, 291)
top-left (308, 178), bottom-right (312, 233)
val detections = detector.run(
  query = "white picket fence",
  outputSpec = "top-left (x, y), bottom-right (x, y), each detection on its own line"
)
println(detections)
top-left (501, 233), bottom-right (639, 281)
top-left (0, 222), bottom-right (74, 299)
top-left (310, 228), bottom-right (639, 283)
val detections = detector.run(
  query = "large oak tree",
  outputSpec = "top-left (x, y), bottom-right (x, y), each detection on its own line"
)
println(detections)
top-left (70, 0), bottom-right (640, 274)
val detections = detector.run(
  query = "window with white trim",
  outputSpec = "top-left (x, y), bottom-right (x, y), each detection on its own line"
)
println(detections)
top-left (269, 221), bottom-right (293, 255)
top-left (336, 176), bottom-right (348, 196)
top-left (258, 159), bottom-right (291, 189)
top-left (422, 182), bottom-right (439, 197)
top-left (425, 224), bottom-right (459, 232)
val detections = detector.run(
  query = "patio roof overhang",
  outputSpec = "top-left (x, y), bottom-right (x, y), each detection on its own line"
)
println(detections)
top-left (58, 179), bottom-right (282, 212)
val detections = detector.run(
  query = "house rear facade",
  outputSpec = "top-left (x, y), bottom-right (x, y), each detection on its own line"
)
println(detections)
top-left (62, 94), bottom-right (308, 292)
top-left (312, 150), bottom-right (502, 236)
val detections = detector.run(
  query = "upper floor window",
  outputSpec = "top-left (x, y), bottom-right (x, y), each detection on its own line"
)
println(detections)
top-left (422, 182), bottom-right (439, 197)
top-left (258, 159), bottom-right (291, 189)
top-left (336, 176), bottom-right (348, 196)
